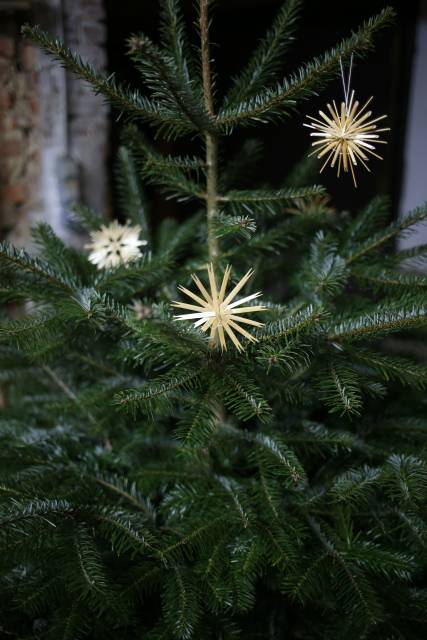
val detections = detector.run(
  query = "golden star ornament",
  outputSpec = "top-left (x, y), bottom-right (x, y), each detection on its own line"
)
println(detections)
top-left (304, 56), bottom-right (389, 187)
top-left (304, 91), bottom-right (389, 187)
top-left (172, 264), bottom-right (266, 352)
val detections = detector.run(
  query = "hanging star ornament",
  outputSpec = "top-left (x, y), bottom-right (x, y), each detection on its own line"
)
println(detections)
top-left (172, 264), bottom-right (266, 352)
top-left (303, 55), bottom-right (390, 187)
top-left (85, 220), bottom-right (147, 270)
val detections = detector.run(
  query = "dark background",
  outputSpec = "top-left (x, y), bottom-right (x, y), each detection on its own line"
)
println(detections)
top-left (105, 0), bottom-right (419, 219)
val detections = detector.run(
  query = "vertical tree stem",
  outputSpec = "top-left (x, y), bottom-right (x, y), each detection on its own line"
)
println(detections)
top-left (206, 135), bottom-right (219, 262)
top-left (200, 0), bottom-right (219, 263)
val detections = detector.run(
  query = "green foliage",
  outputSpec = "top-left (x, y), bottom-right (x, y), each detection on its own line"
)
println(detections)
top-left (0, 240), bottom-right (77, 301)
top-left (0, 312), bottom-right (66, 359)
top-left (120, 124), bottom-right (206, 206)
top-left (218, 365), bottom-right (272, 423)
top-left (224, 0), bottom-right (303, 107)
top-left (21, 24), bottom-right (177, 132)
top-left (328, 304), bottom-right (427, 341)
top-left (212, 213), bottom-right (257, 241)
top-left (317, 358), bottom-right (363, 416)
top-left (115, 145), bottom-right (150, 238)
top-left (2, 3), bottom-right (425, 640)
top-left (344, 201), bottom-right (427, 265)
top-left (349, 347), bottom-right (427, 389)
top-left (128, 31), bottom-right (213, 137)
top-left (175, 389), bottom-right (220, 447)
top-left (222, 184), bottom-right (325, 217)
top-left (114, 366), bottom-right (203, 417)
top-left (70, 202), bottom-right (106, 232)
top-left (216, 8), bottom-right (396, 131)
top-left (300, 231), bottom-right (348, 301)
top-left (160, 0), bottom-right (195, 83)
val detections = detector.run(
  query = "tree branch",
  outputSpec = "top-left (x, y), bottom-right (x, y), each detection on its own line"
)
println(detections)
top-left (200, 0), bottom-right (219, 262)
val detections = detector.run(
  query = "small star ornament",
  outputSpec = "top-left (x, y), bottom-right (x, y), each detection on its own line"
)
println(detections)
top-left (172, 263), bottom-right (266, 352)
top-left (304, 54), bottom-right (390, 187)
top-left (85, 220), bottom-right (147, 270)
top-left (131, 300), bottom-right (152, 320)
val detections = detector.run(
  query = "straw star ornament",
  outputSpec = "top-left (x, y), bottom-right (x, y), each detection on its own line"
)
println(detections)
top-left (172, 264), bottom-right (266, 352)
top-left (304, 55), bottom-right (390, 187)
top-left (85, 220), bottom-right (147, 270)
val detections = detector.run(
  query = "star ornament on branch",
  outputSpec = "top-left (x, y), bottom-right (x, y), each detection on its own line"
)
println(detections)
top-left (304, 55), bottom-right (390, 187)
top-left (172, 264), bottom-right (266, 352)
top-left (85, 220), bottom-right (147, 270)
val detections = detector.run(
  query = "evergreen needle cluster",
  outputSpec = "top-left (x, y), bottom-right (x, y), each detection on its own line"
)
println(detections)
top-left (0, 2), bottom-right (426, 639)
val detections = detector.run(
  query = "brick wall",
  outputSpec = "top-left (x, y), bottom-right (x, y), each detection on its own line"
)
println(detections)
top-left (0, 24), bottom-right (40, 242)
top-left (0, 0), bottom-right (109, 247)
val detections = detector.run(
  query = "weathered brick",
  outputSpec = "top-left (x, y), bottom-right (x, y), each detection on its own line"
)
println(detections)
top-left (15, 73), bottom-right (28, 97)
top-left (0, 88), bottom-right (13, 110)
top-left (13, 112), bottom-right (30, 129)
top-left (29, 149), bottom-right (40, 163)
top-left (20, 45), bottom-right (37, 71)
top-left (0, 0), bottom-right (108, 244)
top-left (1, 136), bottom-right (24, 158)
top-left (1, 183), bottom-right (27, 204)
top-left (0, 36), bottom-right (15, 59)
top-left (0, 157), bottom-right (22, 185)
top-left (0, 57), bottom-right (11, 74)
top-left (0, 165), bottom-right (14, 186)
top-left (0, 113), bottom-right (14, 133)
top-left (29, 94), bottom-right (39, 115)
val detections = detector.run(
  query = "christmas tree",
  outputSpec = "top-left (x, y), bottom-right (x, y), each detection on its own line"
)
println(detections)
top-left (1, 1), bottom-right (427, 638)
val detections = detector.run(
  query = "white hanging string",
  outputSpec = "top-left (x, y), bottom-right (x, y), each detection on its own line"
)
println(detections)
top-left (339, 52), bottom-right (354, 110)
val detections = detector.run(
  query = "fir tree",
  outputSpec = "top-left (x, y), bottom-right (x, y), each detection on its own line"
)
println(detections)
top-left (1, 2), bottom-right (427, 638)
